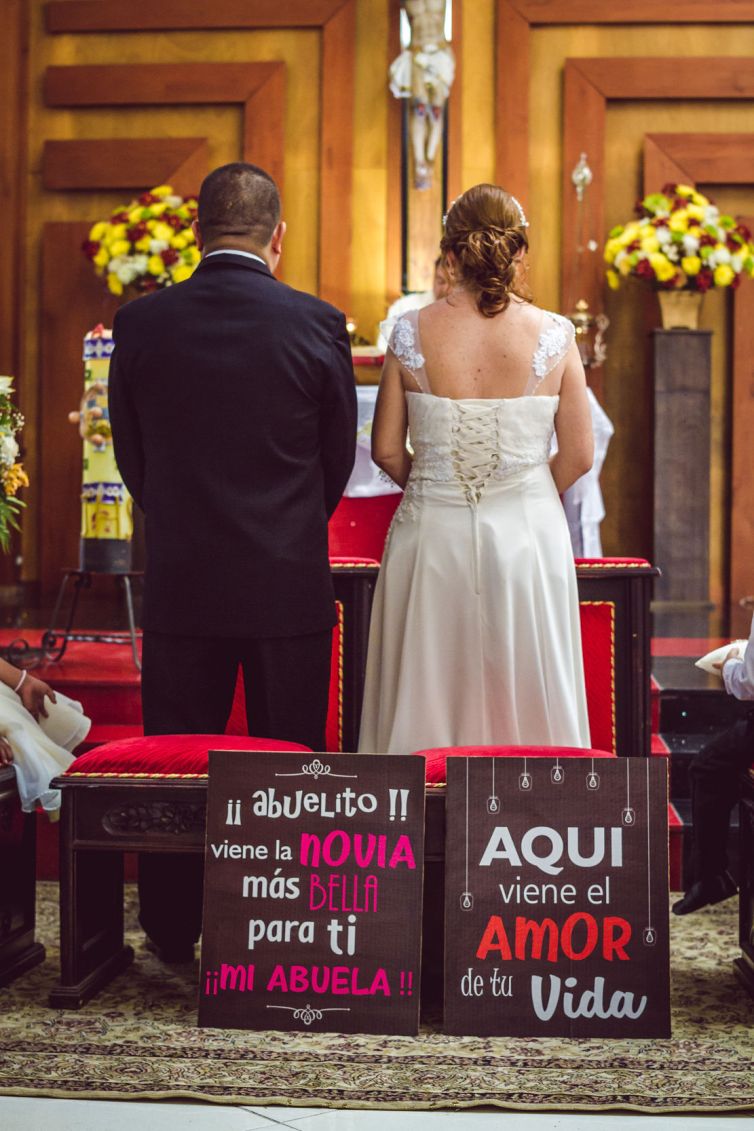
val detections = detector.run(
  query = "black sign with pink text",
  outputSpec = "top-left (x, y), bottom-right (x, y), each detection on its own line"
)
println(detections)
top-left (444, 756), bottom-right (670, 1038)
top-left (198, 751), bottom-right (425, 1034)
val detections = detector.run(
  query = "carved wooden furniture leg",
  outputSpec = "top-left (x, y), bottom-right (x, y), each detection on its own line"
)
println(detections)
top-left (49, 783), bottom-right (133, 1008)
top-left (0, 767), bottom-right (45, 986)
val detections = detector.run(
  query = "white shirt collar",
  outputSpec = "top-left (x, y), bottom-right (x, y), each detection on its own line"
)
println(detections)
top-left (204, 249), bottom-right (267, 267)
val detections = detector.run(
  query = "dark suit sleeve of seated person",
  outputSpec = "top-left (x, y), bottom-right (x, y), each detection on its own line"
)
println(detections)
top-left (320, 312), bottom-right (357, 517)
top-left (108, 314), bottom-right (145, 511)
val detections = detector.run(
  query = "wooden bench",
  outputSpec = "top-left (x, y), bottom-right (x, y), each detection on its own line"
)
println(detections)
top-left (49, 735), bottom-right (309, 1008)
top-left (51, 741), bottom-right (629, 1009)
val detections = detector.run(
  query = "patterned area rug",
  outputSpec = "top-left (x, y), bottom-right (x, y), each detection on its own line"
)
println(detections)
top-left (0, 884), bottom-right (752, 1112)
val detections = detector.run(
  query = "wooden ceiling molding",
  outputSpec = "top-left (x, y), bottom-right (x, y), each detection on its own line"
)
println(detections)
top-left (641, 134), bottom-right (754, 634)
top-left (560, 58), bottom-right (754, 315)
top-left (44, 0), bottom-right (356, 311)
top-left (496, 1), bottom-right (754, 202)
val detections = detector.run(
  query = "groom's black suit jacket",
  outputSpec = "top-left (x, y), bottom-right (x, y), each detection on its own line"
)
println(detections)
top-left (109, 252), bottom-right (357, 639)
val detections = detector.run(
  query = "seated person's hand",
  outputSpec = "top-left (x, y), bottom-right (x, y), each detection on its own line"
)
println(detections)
top-left (19, 675), bottom-right (57, 720)
top-left (0, 736), bottom-right (12, 766)
top-left (713, 646), bottom-right (740, 671)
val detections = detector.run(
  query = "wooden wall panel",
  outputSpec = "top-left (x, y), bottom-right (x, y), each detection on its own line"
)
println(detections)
top-left (494, 6), bottom-right (754, 615)
top-left (28, 2), bottom-right (359, 589)
top-left (642, 135), bottom-right (754, 634)
top-left (385, 0), bottom-right (403, 303)
top-left (44, 2), bottom-right (356, 309)
top-left (560, 58), bottom-right (754, 317)
top-left (36, 135), bottom-right (227, 591)
top-left (496, 2), bottom-right (754, 197)
top-left (45, 0), bottom-right (351, 32)
top-left (514, 0), bottom-right (754, 19)
top-left (44, 62), bottom-right (286, 197)
top-left (560, 70), bottom-right (754, 616)
top-left (35, 61), bottom-right (288, 590)
top-left (0, 1), bottom-right (29, 584)
top-left (320, 0), bottom-right (356, 312)
top-left (732, 229), bottom-right (754, 636)
top-left (0, 1), bottom-right (28, 380)
top-left (43, 139), bottom-right (210, 193)
top-left (645, 133), bottom-right (754, 186)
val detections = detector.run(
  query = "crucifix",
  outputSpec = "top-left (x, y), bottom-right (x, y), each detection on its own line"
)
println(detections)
top-left (390, 0), bottom-right (456, 293)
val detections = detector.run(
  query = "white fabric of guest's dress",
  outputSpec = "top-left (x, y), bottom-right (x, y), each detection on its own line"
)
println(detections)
top-left (0, 684), bottom-right (91, 813)
top-left (358, 306), bottom-right (591, 755)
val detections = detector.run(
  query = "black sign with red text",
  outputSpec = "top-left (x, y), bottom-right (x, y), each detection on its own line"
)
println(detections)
top-left (198, 751), bottom-right (425, 1035)
top-left (444, 756), bottom-right (670, 1038)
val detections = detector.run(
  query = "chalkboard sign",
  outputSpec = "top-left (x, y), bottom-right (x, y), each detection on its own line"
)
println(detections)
top-left (444, 756), bottom-right (670, 1038)
top-left (198, 751), bottom-right (425, 1035)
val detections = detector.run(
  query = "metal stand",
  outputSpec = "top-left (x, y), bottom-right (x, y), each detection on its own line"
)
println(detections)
top-left (42, 570), bottom-right (143, 671)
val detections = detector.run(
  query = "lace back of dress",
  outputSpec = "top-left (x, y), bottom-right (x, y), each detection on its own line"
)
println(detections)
top-left (387, 308), bottom-right (431, 393)
top-left (523, 311), bottom-right (576, 396)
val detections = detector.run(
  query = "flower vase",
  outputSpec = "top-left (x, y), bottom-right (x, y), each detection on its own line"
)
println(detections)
top-left (657, 290), bottom-right (703, 330)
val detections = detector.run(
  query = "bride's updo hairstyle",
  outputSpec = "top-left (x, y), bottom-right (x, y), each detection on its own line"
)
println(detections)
top-left (440, 183), bottom-right (530, 318)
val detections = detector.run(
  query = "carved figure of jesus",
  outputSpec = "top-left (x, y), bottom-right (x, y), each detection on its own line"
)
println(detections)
top-left (389, 0), bottom-right (455, 190)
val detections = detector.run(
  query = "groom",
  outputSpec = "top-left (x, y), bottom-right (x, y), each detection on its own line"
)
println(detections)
top-left (110, 162), bottom-right (356, 960)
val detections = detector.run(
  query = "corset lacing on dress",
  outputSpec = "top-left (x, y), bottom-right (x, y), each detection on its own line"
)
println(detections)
top-left (450, 401), bottom-right (501, 592)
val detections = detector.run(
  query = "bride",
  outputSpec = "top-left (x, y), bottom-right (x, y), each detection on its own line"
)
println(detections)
top-left (358, 184), bottom-right (593, 755)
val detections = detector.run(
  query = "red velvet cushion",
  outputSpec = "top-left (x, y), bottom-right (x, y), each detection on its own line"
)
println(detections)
top-left (579, 600), bottom-right (616, 753)
top-left (64, 733), bottom-right (311, 779)
top-left (414, 745), bottom-right (617, 785)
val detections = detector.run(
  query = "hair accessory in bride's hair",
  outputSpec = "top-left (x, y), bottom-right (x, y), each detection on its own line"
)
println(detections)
top-left (509, 194), bottom-right (529, 228)
top-left (442, 197), bottom-right (457, 229)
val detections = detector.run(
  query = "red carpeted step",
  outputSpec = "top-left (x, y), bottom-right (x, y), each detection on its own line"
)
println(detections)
top-left (0, 629), bottom-right (142, 725)
top-left (652, 733), bottom-right (670, 756)
top-left (652, 636), bottom-right (730, 658)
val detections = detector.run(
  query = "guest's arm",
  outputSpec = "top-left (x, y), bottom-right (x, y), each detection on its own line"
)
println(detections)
top-left (320, 315), bottom-right (357, 517)
top-left (550, 342), bottom-right (594, 494)
top-left (721, 616), bottom-right (754, 701)
top-left (0, 657), bottom-right (56, 720)
top-left (108, 331), bottom-right (145, 511)
top-left (371, 351), bottom-right (411, 489)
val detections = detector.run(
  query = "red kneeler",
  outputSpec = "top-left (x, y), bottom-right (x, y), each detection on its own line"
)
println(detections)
top-left (65, 732), bottom-right (311, 779)
top-left (50, 733), bottom-right (311, 1008)
top-left (415, 744), bottom-right (617, 784)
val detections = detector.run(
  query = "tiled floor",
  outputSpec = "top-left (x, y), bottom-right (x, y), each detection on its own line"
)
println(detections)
top-left (0, 1100), bottom-right (753, 1129)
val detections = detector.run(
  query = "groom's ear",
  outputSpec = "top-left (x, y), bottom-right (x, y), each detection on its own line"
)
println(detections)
top-left (270, 220), bottom-right (286, 257)
top-left (192, 219), bottom-right (204, 252)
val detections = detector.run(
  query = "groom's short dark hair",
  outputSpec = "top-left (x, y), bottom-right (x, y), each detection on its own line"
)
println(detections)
top-left (198, 163), bottom-right (280, 248)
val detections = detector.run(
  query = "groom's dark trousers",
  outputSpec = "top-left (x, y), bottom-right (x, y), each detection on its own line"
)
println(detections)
top-left (109, 251), bottom-right (356, 954)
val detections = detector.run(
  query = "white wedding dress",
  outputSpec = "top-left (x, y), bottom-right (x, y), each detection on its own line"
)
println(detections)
top-left (358, 306), bottom-right (591, 755)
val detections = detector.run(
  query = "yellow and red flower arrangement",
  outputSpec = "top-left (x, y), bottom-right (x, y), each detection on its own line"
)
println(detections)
top-left (0, 376), bottom-right (28, 552)
top-left (604, 184), bottom-right (754, 294)
top-left (82, 184), bottom-right (200, 296)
